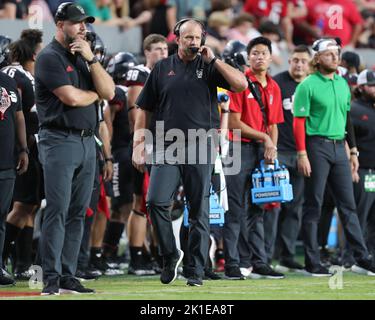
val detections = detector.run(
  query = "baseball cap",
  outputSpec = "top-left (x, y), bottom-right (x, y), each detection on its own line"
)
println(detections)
top-left (357, 69), bottom-right (375, 86)
top-left (55, 2), bottom-right (95, 24)
top-left (312, 38), bottom-right (340, 54)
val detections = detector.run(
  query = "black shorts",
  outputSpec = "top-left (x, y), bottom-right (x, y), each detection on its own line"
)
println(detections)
top-left (111, 146), bottom-right (146, 211)
top-left (13, 143), bottom-right (44, 205)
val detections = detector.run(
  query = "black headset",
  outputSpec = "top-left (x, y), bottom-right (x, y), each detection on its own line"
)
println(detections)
top-left (173, 18), bottom-right (206, 46)
top-left (54, 2), bottom-right (74, 23)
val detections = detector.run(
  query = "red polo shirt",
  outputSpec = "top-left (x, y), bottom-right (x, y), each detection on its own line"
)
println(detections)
top-left (229, 69), bottom-right (284, 142)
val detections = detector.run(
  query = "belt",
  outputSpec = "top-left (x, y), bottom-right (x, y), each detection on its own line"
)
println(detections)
top-left (309, 136), bottom-right (345, 144)
top-left (42, 126), bottom-right (94, 137)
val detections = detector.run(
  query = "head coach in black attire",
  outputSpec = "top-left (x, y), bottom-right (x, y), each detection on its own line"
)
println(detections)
top-left (35, 2), bottom-right (115, 295)
top-left (133, 18), bottom-right (247, 287)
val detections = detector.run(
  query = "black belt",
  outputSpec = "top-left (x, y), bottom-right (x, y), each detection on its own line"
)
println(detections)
top-left (42, 126), bottom-right (94, 137)
top-left (309, 136), bottom-right (345, 144)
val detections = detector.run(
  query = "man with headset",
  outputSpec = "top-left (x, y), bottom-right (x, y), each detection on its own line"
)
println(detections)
top-left (35, 2), bottom-right (115, 295)
top-left (133, 18), bottom-right (247, 286)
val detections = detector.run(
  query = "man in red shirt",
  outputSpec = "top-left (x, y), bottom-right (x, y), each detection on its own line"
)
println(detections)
top-left (301, 0), bottom-right (363, 47)
top-left (223, 36), bottom-right (285, 279)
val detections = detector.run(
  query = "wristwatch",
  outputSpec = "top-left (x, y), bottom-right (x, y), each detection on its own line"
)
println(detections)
top-left (87, 56), bottom-right (98, 66)
top-left (19, 147), bottom-right (29, 155)
top-left (105, 157), bottom-right (114, 163)
top-left (350, 151), bottom-right (359, 157)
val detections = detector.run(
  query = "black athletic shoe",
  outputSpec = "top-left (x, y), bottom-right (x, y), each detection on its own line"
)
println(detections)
top-left (41, 281), bottom-right (59, 296)
top-left (90, 254), bottom-right (124, 276)
top-left (303, 265), bottom-right (333, 277)
top-left (75, 269), bottom-right (100, 281)
top-left (224, 267), bottom-right (246, 280)
top-left (128, 262), bottom-right (156, 276)
top-left (275, 259), bottom-right (304, 273)
top-left (352, 259), bottom-right (375, 276)
top-left (204, 269), bottom-right (222, 280)
top-left (250, 264), bottom-right (285, 279)
top-left (0, 268), bottom-right (15, 287)
top-left (14, 268), bottom-right (35, 281)
top-left (160, 249), bottom-right (184, 284)
top-left (186, 276), bottom-right (203, 287)
top-left (59, 277), bottom-right (95, 294)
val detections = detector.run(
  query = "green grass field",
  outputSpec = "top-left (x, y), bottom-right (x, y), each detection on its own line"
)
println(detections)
top-left (1, 270), bottom-right (375, 300)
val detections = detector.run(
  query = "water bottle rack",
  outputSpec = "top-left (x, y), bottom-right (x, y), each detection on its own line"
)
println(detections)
top-left (251, 159), bottom-right (294, 205)
top-left (183, 185), bottom-right (225, 227)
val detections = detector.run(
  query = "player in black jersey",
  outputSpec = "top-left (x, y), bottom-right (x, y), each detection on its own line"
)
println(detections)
top-left (0, 72), bottom-right (28, 286)
top-left (1, 29), bottom-right (43, 280)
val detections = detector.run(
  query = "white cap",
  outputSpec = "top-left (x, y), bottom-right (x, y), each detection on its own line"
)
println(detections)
top-left (357, 69), bottom-right (375, 86)
top-left (312, 38), bottom-right (340, 54)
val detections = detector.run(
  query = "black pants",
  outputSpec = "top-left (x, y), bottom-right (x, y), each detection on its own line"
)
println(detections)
top-left (0, 169), bottom-right (16, 267)
top-left (223, 143), bottom-right (267, 269)
top-left (147, 160), bottom-right (213, 278)
top-left (264, 151), bottom-right (305, 263)
top-left (38, 129), bottom-right (96, 285)
top-left (77, 160), bottom-right (100, 270)
top-left (343, 168), bottom-right (375, 263)
top-left (302, 136), bottom-right (369, 268)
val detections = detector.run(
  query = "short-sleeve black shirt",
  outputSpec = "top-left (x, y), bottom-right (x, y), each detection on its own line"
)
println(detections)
top-left (35, 38), bottom-right (97, 131)
top-left (0, 72), bottom-right (22, 170)
top-left (136, 54), bottom-right (231, 140)
top-left (273, 70), bottom-right (299, 152)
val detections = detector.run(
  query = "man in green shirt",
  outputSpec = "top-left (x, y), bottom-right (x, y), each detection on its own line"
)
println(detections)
top-left (293, 38), bottom-right (375, 277)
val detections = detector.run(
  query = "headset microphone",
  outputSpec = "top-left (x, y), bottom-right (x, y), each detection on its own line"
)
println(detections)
top-left (189, 47), bottom-right (199, 54)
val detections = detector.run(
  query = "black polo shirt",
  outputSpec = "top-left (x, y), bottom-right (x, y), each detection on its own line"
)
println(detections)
top-left (0, 72), bottom-right (22, 170)
top-left (273, 70), bottom-right (299, 153)
top-left (351, 98), bottom-right (375, 169)
top-left (136, 54), bottom-right (231, 141)
top-left (35, 38), bottom-right (97, 131)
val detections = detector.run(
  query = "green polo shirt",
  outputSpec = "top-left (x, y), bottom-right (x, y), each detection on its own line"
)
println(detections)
top-left (293, 71), bottom-right (351, 139)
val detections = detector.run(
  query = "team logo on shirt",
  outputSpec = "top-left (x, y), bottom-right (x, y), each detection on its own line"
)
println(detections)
top-left (66, 65), bottom-right (74, 72)
top-left (361, 114), bottom-right (369, 121)
top-left (168, 70), bottom-right (175, 76)
top-left (299, 107), bottom-right (306, 112)
top-left (196, 68), bottom-right (203, 79)
top-left (247, 92), bottom-right (254, 99)
top-left (0, 87), bottom-right (12, 120)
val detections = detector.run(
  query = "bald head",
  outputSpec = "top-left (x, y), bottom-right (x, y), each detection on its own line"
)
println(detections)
top-left (178, 20), bottom-right (204, 37)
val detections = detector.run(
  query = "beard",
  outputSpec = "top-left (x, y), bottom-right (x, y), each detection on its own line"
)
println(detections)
top-left (319, 63), bottom-right (337, 74)
top-left (63, 32), bottom-right (76, 47)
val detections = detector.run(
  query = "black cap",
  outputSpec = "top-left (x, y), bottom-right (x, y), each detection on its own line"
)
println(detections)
top-left (55, 3), bottom-right (95, 24)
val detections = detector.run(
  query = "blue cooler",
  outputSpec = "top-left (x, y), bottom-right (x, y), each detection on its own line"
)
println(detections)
top-left (251, 159), bottom-right (293, 205)
top-left (183, 186), bottom-right (225, 227)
